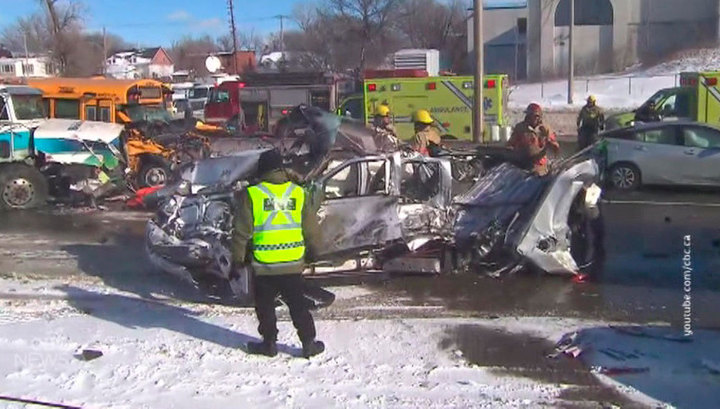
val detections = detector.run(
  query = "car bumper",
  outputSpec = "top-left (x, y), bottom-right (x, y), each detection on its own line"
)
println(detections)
top-left (145, 220), bottom-right (213, 284)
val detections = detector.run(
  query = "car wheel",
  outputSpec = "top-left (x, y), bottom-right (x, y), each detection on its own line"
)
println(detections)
top-left (0, 164), bottom-right (49, 210)
top-left (139, 161), bottom-right (170, 188)
top-left (609, 163), bottom-right (641, 190)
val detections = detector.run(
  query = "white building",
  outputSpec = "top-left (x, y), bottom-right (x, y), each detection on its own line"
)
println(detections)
top-left (0, 55), bottom-right (56, 78)
top-left (105, 47), bottom-right (174, 80)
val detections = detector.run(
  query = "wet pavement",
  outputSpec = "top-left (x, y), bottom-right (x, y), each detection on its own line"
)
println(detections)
top-left (1, 185), bottom-right (718, 326)
top-left (439, 325), bottom-right (644, 408)
top-left (1, 186), bottom-right (718, 408)
top-left (365, 188), bottom-right (720, 327)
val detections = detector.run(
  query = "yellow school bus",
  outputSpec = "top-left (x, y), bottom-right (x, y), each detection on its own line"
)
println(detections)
top-left (27, 77), bottom-right (172, 124)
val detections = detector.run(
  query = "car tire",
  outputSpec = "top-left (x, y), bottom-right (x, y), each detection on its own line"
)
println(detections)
top-left (0, 164), bottom-right (49, 210)
top-left (138, 160), bottom-right (170, 188)
top-left (608, 163), bottom-right (641, 191)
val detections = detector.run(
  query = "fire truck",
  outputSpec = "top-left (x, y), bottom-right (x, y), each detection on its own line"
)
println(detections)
top-left (203, 72), bottom-right (354, 132)
top-left (337, 70), bottom-right (510, 142)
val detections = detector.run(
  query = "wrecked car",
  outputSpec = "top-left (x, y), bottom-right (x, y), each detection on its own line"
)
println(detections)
top-left (453, 148), bottom-right (603, 276)
top-left (145, 149), bottom-right (456, 285)
top-left (145, 107), bottom-right (604, 296)
top-left (0, 119), bottom-right (126, 209)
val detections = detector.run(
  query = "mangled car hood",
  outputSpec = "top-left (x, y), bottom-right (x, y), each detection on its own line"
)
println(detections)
top-left (178, 149), bottom-right (267, 192)
top-left (453, 147), bottom-right (602, 275)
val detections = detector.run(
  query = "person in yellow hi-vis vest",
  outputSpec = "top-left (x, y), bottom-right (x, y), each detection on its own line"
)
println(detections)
top-left (232, 149), bottom-right (324, 358)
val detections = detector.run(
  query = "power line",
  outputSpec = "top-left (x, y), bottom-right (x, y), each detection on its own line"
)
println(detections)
top-left (85, 15), bottom-right (280, 31)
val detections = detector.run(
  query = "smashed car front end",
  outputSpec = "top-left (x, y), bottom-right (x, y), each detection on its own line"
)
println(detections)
top-left (453, 146), bottom-right (604, 276)
top-left (146, 151), bottom-right (265, 284)
top-left (32, 119), bottom-right (127, 200)
top-left (146, 192), bottom-right (236, 284)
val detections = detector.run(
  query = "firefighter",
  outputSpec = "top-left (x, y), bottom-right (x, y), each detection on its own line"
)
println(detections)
top-left (232, 149), bottom-right (325, 358)
top-left (507, 103), bottom-right (560, 176)
top-left (576, 95), bottom-right (605, 151)
top-left (634, 100), bottom-right (661, 124)
top-left (371, 104), bottom-right (399, 151)
top-left (411, 109), bottom-right (442, 155)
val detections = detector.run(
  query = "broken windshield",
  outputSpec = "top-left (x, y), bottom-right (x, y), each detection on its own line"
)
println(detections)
top-left (11, 94), bottom-right (46, 120)
top-left (124, 104), bottom-right (172, 123)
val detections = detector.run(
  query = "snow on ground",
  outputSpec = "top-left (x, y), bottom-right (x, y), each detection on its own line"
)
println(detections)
top-left (509, 75), bottom-right (675, 111)
top-left (0, 284), bottom-right (573, 409)
top-left (0, 278), bottom-right (657, 409)
top-left (510, 47), bottom-right (720, 111)
top-left (633, 48), bottom-right (720, 77)
top-left (567, 325), bottom-right (720, 409)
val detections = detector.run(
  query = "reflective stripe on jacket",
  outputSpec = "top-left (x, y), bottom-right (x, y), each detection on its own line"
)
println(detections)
top-left (247, 181), bottom-right (306, 265)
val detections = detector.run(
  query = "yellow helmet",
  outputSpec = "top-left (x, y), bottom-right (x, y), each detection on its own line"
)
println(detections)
top-left (375, 104), bottom-right (390, 117)
top-left (413, 109), bottom-right (433, 124)
top-left (587, 95), bottom-right (597, 103)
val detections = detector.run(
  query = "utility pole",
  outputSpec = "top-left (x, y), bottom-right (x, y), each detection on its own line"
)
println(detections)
top-left (567, 0), bottom-right (575, 104)
top-left (227, 0), bottom-right (238, 74)
top-left (102, 26), bottom-right (107, 75)
top-left (23, 32), bottom-right (29, 77)
top-left (275, 15), bottom-right (290, 55)
top-left (472, 0), bottom-right (484, 143)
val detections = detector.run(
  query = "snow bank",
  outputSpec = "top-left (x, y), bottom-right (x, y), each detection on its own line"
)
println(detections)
top-left (510, 47), bottom-right (720, 112)
top-left (635, 48), bottom-right (720, 77)
top-left (510, 76), bottom-right (675, 111)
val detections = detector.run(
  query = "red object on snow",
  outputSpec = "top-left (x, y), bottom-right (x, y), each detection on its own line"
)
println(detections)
top-left (126, 186), bottom-right (163, 209)
top-left (572, 274), bottom-right (589, 283)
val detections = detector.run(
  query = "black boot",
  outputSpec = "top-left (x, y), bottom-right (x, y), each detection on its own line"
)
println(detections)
top-left (301, 340), bottom-right (325, 358)
top-left (246, 340), bottom-right (278, 357)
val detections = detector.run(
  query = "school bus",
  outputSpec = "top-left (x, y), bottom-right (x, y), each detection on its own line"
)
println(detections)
top-left (27, 77), bottom-right (172, 124)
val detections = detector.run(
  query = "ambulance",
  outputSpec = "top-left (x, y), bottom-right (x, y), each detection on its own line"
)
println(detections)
top-left (606, 71), bottom-right (720, 130)
top-left (337, 70), bottom-right (510, 142)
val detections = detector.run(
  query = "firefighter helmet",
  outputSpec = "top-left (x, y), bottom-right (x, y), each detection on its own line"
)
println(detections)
top-left (525, 103), bottom-right (542, 115)
top-left (375, 104), bottom-right (391, 117)
top-left (413, 109), bottom-right (433, 124)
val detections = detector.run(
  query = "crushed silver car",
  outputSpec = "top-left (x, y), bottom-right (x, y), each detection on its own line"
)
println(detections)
top-left (146, 149), bottom-right (457, 285)
top-left (454, 149), bottom-right (603, 276)
top-left (145, 107), bottom-right (605, 295)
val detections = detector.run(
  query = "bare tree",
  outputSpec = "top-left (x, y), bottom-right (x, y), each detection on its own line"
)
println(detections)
top-left (238, 30), bottom-right (265, 54)
top-left (395, 0), bottom-right (468, 72)
top-left (39, 0), bottom-right (86, 74)
top-left (216, 34), bottom-right (235, 52)
top-left (169, 35), bottom-right (219, 76)
top-left (217, 30), bottom-right (265, 54)
top-left (326, 0), bottom-right (401, 73)
top-left (1, 1), bottom-right (112, 77)
top-left (279, 3), bottom-right (404, 74)
top-left (1, 13), bottom-right (50, 54)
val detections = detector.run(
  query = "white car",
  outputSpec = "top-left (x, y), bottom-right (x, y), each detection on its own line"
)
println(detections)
top-left (604, 121), bottom-right (720, 190)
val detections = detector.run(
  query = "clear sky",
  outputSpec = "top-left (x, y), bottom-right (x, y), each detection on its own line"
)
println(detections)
top-left (0, 0), bottom-right (300, 47)
top-left (0, 0), bottom-right (519, 48)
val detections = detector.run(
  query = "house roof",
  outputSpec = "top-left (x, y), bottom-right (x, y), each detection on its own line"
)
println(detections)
top-left (113, 47), bottom-right (162, 60)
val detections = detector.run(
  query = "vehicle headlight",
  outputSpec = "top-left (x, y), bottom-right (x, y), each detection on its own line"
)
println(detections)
top-left (162, 197), bottom-right (178, 215)
top-left (176, 181), bottom-right (191, 196)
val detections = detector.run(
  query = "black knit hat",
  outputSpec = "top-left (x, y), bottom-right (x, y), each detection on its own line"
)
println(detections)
top-left (257, 149), bottom-right (284, 175)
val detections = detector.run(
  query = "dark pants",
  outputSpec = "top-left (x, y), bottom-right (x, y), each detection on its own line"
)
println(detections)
top-left (577, 129), bottom-right (598, 151)
top-left (254, 274), bottom-right (317, 343)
